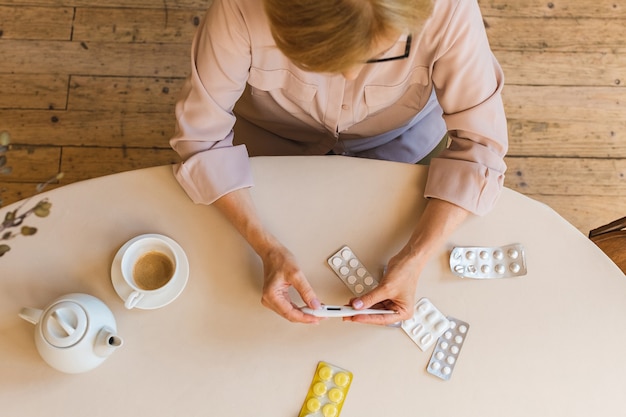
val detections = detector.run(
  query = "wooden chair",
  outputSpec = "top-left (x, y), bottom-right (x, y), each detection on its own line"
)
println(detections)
top-left (589, 217), bottom-right (626, 275)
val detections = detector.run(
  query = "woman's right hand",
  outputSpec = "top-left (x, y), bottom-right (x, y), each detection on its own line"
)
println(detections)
top-left (260, 245), bottom-right (323, 324)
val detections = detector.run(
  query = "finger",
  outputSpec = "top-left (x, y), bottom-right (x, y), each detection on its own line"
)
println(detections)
top-left (344, 311), bottom-right (402, 326)
top-left (290, 272), bottom-right (322, 310)
top-left (350, 286), bottom-right (389, 310)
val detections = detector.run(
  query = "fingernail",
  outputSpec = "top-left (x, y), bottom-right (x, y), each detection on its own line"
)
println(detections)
top-left (352, 299), bottom-right (364, 309)
top-left (311, 298), bottom-right (322, 309)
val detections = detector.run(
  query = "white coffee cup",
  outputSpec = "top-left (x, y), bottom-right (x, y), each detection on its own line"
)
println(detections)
top-left (120, 236), bottom-right (179, 309)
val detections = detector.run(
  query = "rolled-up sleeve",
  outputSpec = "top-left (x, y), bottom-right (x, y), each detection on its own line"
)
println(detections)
top-left (425, 0), bottom-right (508, 215)
top-left (170, 0), bottom-right (254, 205)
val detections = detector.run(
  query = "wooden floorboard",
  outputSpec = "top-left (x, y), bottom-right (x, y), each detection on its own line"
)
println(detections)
top-left (1, 0), bottom-right (625, 236)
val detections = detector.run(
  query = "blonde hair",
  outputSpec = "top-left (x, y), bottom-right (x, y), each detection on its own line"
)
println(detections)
top-left (263, 0), bottom-right (434, 73)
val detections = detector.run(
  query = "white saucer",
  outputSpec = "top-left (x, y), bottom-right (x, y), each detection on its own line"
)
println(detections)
top-left (111, 234), bottom-right (189, 310)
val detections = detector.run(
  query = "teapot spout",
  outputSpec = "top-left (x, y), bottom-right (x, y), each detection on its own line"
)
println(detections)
top-left (94, 327), bottom-right (123, 357)
top-left (19, 307), bottom-right (43, 325)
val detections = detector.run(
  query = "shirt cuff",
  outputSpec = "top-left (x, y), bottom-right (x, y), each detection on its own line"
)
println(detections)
top-left (172, 144), bottom-right (254, 205)
top-left (424, 158), bottom-right (505, 216)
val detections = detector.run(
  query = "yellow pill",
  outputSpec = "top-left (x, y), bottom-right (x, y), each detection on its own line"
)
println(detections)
top-left (306, 397), bottom-right (321, 412)
top-left (322, 403), bottom-right (338, 417)
top-left (318, 366), bottom-right (333, 381)
top-left (333, 372), bottom-right (350, 387)
top-left (328, 388), bottom-right (344, 403)
top-left (313, 382), bottom-right (327, 396)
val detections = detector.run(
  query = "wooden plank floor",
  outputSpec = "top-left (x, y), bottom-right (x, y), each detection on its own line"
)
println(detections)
top-left (1, 0), bottom-right (625, 235)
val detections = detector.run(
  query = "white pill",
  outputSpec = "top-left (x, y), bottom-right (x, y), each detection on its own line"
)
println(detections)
top-left (434, 320), bottom-right (448, 332)
top-left (420, 333), bottom-right (433, 346)
top-left (493, 249), bottom-right (504, 260)
top-left (339, 266), bottom-right (349, 275)
top-left (442, 367), bottom-right (451, 375)
top-left (426, 311), bottom-right (438, 323)
top-left (459, 325), bottom-right (467, 333)
top-left (431, 361), bottom-right (441, 370)
top-left (411, 323), bottom-right (424, 336)
top-left (454, 335), bottom-right (463, 344)
top-left (479, 250), bottom-right (489, 260)
top-left (446, 356), bottom-right (456, 365)
top-left (354, 284), bottom-right (364, 294)
top-left (454, 265), bottom-right (465, 274)
top-left (332, 257), bottom-right (342, 267)
top-left (466, 265), bottom-right (477, 274)
top-left (507, 249), bottom-right (519, 259)
top-left (495, 264), bottom-right (505, 274)
top-left (356, 267), bottom-right (367, 277)
top-left (341, 249), bottom-right (352, 259)
top-left (450, 346), bottom-right (459, 354)
top-left (349, 259), bottom-right (359, 268)
top-left (481, 265), bottom-right (491, 274)
top-left (465, 251), bottom-right (476, 260)
top-left (440, 341), bottom-right (449, 350)
top-left (435, 352), bottom-right (445, 360)
top-left (347, 275), bottom-right (357, 284)
top-left (449, 321), bottom-right (456, 329)
top-left (510, 263), bottom-right (521, 273)
top-left (363, 276), bottom-right (374, 286)
top-left (444, 331), bottom-right (452, 339)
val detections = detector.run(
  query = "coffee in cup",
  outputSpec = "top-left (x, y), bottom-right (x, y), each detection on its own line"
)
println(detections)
top-left (120, 236), bottom-right (179, 309)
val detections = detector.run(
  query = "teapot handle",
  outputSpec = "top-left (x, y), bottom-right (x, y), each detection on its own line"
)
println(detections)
top-left (19, 307), bottom-right (43, 325)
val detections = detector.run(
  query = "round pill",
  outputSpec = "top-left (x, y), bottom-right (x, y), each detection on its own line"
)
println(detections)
top-left (454, 265), bottom-right (465, 274)
top-left (465, 251), bottom-right (476, 260)
top-left (507, 249), bottom-right (519, 259)
top-left (313, 382), bottom-right (327, 396)
top-left (481, 265), bottom-right (491, 274)
top-left (510, 263), bottom-right (521, 273)
top-left (459, 325), bottom-right (467, 333)
top-left (417, 302), bottom-right (429, 313)
top-left (444, 331), bottom-right (452, 339)
top-left (493, 249), bottom-right (504, 260)
top-left (356, 267), bottom-right (367, 277)
top-left (363, 276), bottom-right (374, 286)
top-left (454, 335), bottom-right (463, 344)
top-left (446, 356), bottom-right (456, 365)
top-left (431, 361), bottom-right (441, 370)
top-left (495, 264), bottom-right (505, 274)
top-left (322, 403), bottom-right (339, 417)
top-left (334, 372), bottom-right (350, 387)
top-left (341, 249), bottom-right (352, 260)
top-left (452, 249), bottom-right (462, 259)
top-left (349, 259), bottom-right (359, 268)
top-left (354, 284), bottom-right (364, 294)
top-left (339, 266), bottom-right (349, 276)
top-left (332, 257), bottom-right (342, 267)
top-left (328, 388), bottom-right (343, 403)
top-left (451, 346), bottom-right (459, 354)
top-left (307, 397), bottom-right (321, 412)
top-left (435, 351), bottom-right (445, 360)
top-left (440, 341), bottom-right (449, 349)
top-left (479, 250), bottom-right (489, 260)
top-left (318, 366), bottom-right (333, 381)
top-left (347, 275), bottom-right (357, 284)
top-left (449, 321), bottom-right (457, 329)
top-left (466, 265), bottom-right (477, 274)
top-left (442, 367), bottom-right (451, 375)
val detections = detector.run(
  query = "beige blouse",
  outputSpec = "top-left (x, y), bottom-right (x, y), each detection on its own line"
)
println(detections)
top-left (170, 0), bottom-right (508, 215)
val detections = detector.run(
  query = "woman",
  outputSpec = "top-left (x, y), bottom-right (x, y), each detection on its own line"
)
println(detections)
top-left (170, 0), bottom-right (508, 325)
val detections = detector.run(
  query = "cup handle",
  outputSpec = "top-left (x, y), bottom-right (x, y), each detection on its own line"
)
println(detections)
top-left (125, 291), bottom-right (144, 309)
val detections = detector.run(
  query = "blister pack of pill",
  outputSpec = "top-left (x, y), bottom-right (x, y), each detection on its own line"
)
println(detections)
top-left (426, 317), bottom-right (470, 380)
top-left (449, 244), bottom-right (527, 279)
top-left (327, 245), bottom-right (378, 295)
top-left (298, 361), bottom-right (353, 417)
top-left (401, 298), bottom-right (451, 351)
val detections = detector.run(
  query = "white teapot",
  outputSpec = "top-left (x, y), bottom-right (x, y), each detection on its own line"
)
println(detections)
top-left (19, 293), bottom-right (123, 374)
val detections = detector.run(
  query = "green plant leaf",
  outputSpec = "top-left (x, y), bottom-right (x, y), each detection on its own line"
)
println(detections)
top-left (21, 226), bottom-right (37, 236)
top-left (33, 201), bottom-right (52, 217)
top-left (0, 244), bottom-right (10, 256)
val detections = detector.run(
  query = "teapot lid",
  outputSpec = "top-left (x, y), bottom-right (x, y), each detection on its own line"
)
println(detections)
top-left (41, 301), bottom-right (88, 348)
